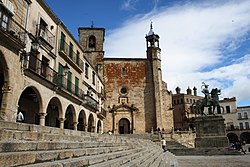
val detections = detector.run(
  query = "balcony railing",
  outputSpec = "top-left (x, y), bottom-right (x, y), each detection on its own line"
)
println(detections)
top-left (238, 116), bottom-right (248, 120)
top-left (0, 16), bottom-right (27, 45)
top-left (97, 108), bottom-right (106, 118)
top-left (59, 39), bottom-right (84, 71)
top-left (26, 53), bottom-right (58, 84)
top-left (83, 95), bottom-right (99, 111)
top-left (36, 24), bottom-right (55, 47)
top-left (25, 53), bottom-right (99, 112)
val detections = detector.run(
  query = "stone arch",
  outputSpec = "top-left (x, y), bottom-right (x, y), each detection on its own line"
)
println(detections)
top-left (227, 133), bottom-right (239, 144)
top-left (118, 118), bottom-right (130, 134)
top-left (45, 97), bottom-right (62, 128)
top-left (240, 132), bottom-right (250, 144)
top-left (97, 120), bottom-right (102, 134)
top-left (77, 110), bottom-right (86, 131)
top-left (0, 49), bottom-right (10, 120)
top-left (17, 86), bottom-right (42, 125)
top-left (64, 104), bottom-right (76, 130)
top-left (87, 113), bottom-right (95, 132)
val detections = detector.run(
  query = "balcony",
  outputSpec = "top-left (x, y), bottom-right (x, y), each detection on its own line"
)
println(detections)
top-left (83, 94), bottom-right (99, 112)
top-left (0, 16), bottom-right (26, 49)
top-left (98, 89), bottom-right (106, 100)
top-left (58, 40), bottom-right (84, 73)
top-left (97, 107), bottom-right (107, 119)
top-left (36, 24), bottom-right (55, 51)
top-left (24, 53), bottom-right (58, 87)
top-left (238, 116), bottom-right (248, 120)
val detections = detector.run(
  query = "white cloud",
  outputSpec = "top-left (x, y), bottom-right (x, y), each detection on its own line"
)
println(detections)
top-left (105, 0), bottom-right (250, 106)
top-left (121, 0), bottom-right (138, 10)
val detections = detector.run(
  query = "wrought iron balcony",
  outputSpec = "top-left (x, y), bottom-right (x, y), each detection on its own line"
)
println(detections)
top-left (24, 53), bottom-right (58, 85)
top-left (36, 24), bottom-right (55, 49)
top-left (97, 107), bottom-right (107, 119)
top-left (58, 39), bottom-right (84, 72)
top-left (83, 94), bottom-right (99, 112)
top-left (0, 16), bottom-right (26, 48)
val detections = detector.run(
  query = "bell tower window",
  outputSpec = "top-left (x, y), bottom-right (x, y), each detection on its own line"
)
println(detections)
top-left (88, 35), bottom-right (96, 48)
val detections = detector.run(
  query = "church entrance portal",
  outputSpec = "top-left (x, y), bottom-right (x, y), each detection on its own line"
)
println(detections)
top-left (119, 118), bottom-right (130, 134)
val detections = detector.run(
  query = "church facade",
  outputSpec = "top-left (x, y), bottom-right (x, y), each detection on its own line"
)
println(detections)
top-left (78, 24), bottom-right (174, 134)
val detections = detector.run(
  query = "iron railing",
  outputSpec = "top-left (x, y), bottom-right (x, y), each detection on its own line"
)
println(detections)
top-left (84, 95), bottom-right (99, 111)
top-left (59, 39), bottom-right (84, 71)
top-left (26, 54), bottom-right (99, 112)
top-left (36, 24), bottom-right (55, 46)
top-left (0, 16), bottom-right (27, 44)
top-left (27, 53), bottom-right (58, 84)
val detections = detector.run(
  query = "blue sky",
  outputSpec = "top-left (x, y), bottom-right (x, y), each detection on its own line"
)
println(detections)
top-left (45, 0), bottom-right (250, 106)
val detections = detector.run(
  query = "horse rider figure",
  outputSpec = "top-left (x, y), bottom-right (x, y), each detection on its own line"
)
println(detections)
top-left (201, 82), bottom-right (211, 105)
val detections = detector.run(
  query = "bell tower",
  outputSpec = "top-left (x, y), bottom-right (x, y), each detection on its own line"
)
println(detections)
top-left (145, 22), bottom-right (161, 60)
top-left (145, 22), bottom-right (163, 129)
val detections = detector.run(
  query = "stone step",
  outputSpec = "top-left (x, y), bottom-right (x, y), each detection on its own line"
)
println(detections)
top-left (88, 147), bottom-right (153, 167)
top-left (139, 150), bottom-right (163, 167)
top-left (19, 147), bottom-right (145, 167)
top-left (0, 141), bottom-right (129, 152)
top-left (119, 147), bottom-right (160, 167)
top-left (0, 145), bottom-right (135, 167)
top-left (149, 151), bottom-right (176, 167)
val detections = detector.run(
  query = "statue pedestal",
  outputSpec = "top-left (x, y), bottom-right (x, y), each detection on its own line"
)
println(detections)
top-left (195, 116), bottom-right (228, 148)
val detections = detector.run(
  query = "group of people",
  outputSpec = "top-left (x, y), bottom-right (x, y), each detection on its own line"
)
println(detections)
top-left (231, 141), bottom-right (247, 154)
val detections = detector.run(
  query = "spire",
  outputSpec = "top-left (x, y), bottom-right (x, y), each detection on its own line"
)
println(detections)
top-left (148, 21), bottom-right (154, 36)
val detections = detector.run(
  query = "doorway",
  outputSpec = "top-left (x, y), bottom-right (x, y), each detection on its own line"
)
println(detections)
top-left (119, 118), bottom-right (130, 134)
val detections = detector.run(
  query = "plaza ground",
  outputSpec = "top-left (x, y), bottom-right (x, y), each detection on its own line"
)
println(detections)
top-left (175, 153), bottom-right (250, 167)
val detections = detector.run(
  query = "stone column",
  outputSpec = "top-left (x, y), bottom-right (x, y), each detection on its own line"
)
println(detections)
top-left (0, 84), bottom-right (15, 121)
top-left (59, 118), bottom-right (65, 129)
top-left (73, 122), bottom-right (78, 130)
top-left (39, 113), bottom-right (47, 126)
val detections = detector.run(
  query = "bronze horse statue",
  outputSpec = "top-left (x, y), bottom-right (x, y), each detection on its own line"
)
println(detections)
top-left (193, 88), bottom-right (221, 116)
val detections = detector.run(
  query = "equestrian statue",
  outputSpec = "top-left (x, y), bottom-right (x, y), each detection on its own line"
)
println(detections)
top-left (192, 82), bottom-right (221, 116)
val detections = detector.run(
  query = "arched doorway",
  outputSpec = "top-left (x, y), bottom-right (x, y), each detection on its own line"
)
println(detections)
top-left (97, 120), bottom-right (102, 134)
top-left (77, 110), bottom-right (86, 131)
top-left (119, 118), bottom-right (130, 134)
top-left (64, 105), bottom-right (75, 130)
top-left (18, 87), bottom-right (40, 124)
top-left (227, 133), bottom-right (239, 144)
top-left (240, 132), bottom-right (250, 144)
top-left (87, 114), bottom-right (94, 132)
top-left (45, 97), bottom-right (61, 128)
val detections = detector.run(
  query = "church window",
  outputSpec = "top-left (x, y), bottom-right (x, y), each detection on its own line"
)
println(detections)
top-left (89, 35), bottom-right (96, 48)
top-left (120, 86), bottom-right (128, 94)
top-left (121, 67), bottom-right (126, 76)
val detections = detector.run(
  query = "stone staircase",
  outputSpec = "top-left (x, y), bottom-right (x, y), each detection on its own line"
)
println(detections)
top-left (0, 121), bottom-right (177, 167)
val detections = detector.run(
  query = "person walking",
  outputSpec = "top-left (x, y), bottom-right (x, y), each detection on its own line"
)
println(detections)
top-left (161, 137), bottom-right (167, 152)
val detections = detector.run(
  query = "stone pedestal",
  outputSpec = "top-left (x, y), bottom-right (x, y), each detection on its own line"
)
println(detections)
top-left (195, 116), bottom-right (228, 148)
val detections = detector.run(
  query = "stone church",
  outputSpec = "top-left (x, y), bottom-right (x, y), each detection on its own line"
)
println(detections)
top-left (78, 24), bottom-right (174, 134)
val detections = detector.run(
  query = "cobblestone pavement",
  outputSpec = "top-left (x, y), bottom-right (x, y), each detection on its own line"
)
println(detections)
top-left (175, 154), bottom-right (250, 167)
